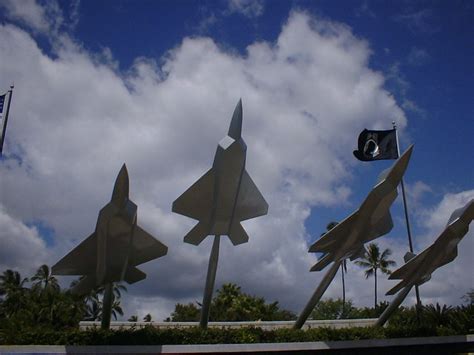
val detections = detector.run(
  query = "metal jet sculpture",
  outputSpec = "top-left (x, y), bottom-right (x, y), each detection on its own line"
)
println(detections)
top-left (376, 199), bottom-right (474, 327)
top-left (172, 99), bottom-right (268, 328)
top-left (294, 145), bottom-right (413, 329)
top-left (52, 164), bottom-right (168, 329)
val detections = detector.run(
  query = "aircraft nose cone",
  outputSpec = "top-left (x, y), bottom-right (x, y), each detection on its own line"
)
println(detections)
top-left (228, 99), bottom-right (243, 140)
top-left (111, 164), bottom-right (129, 204)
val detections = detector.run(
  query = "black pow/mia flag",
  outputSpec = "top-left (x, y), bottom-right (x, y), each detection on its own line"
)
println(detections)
top-left (353, 129), bottom-right (398, 161)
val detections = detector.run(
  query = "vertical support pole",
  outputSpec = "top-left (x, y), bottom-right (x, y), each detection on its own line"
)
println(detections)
top-left (375, 285), bottom-right (412, 327)
top-left (200, 235), bottom-right (220, 328)
top-left (393, 122), bottom-right (422, 310)
top-left (294, 260), bottom-right (341, 329)
top-left (0, 85), bottom-right (14, 155)
top-left (101, 283), bottom-right (114, 330)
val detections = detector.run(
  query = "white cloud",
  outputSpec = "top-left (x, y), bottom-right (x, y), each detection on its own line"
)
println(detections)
top-left (0, 0), bottom-right (64, 36)
top-left (227, 0), bottom-right (264, 18)
top-left (0, 10), bottom-right (416, 319)
top-left (0, 204), bottom-right (49, 274)
top-left (393, 9), bottom-right (439, 34)
top-left (385, 190), bottom-right (474, 306)
top-left (407, 47), bottom-right (430, 66)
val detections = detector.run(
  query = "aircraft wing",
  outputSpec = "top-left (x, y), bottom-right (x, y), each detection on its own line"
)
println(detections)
top-left (309, 212), bottom-right (359, 253)
top-left (130, 225), bottom-right (168, 266)
top-left (367, 211), bottom-right (394, 242)
top-left (52, 233), bottom-right (97, 275)
top-left (235, 170), bottom-right (268, 221)
top-left (172, 169), bottom-right (214, 220)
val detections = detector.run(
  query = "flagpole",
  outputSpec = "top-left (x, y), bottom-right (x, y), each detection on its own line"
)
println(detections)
top-left (392, 121), bottom-right (422, 309)
top-left (0, 85), bottom-right (14, 156)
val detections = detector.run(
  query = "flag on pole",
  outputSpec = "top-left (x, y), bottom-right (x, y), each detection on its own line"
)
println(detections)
top-left (0, 93), bottom-right (6, 115)
top-left (353, 128), bottom-right (398, 161)
top-left (0, 87), bottom-right (13, 155)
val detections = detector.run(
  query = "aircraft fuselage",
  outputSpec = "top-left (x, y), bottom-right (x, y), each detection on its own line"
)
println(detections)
top-left (208, 136), bottom-right (247, 235)
top-left (95, 199), bottom-right (137, 285)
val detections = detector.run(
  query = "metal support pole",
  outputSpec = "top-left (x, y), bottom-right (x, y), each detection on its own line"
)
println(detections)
top-left (0, 85), bottom-right (14, 155)
top-left (101, 283), bottom-right (114, 329)
top-left (393, 122), bottom-right (422, 310)
top-left (200, 235), bottom-right (220, 328)
top-left (294, 260), bottom-right (341, 329)
top-left (375, 285), bottom-right (412, 327)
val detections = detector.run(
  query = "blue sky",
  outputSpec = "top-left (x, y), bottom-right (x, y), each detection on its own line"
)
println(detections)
top-left (0, 0), bottom-right (472, 320)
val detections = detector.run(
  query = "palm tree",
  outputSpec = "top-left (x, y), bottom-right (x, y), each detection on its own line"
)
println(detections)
top-left (356, 243), bottom-right (396, 307)
top-left (84, 296), bottom-right (102, 321)
top-left (0, 269), bottom-right (28, 298)
top-left (111, 300), bottom-right (124, 320)
top-left (31, 265), bottom-right (59, 293)
top-left (128, 315), bottom-right (138, 322)
top-left (143, 313), bottom-right (152, 322)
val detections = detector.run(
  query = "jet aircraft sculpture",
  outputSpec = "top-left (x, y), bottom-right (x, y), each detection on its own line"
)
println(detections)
top-left (172, 99), bottom-right (268, 328)
top-left (294, 146), bottom-right (413, 329)
top-left (376, 199), bottom-right (474, 326)
top-left (52, 164), bottom-right (168, 329)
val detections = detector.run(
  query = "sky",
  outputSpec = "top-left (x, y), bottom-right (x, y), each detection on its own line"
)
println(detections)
top-left (0, 0), bottom-right (473, 321)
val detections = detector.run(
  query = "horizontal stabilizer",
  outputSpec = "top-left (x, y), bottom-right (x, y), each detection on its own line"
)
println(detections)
top-left (52, 233), bottom-right (97, 276)
top-left (124, 267), bottom-right (146, 284)
top-left (228, 222), bottom-right (249, 246)
top-left (310, 253), bottom-right (333, 272)
top-left (71, 275), bottom-right (96, 296)
top-left (184, 221), bottom-right (210, 245)
top-left (350, 246), bottom-right (366, 261)
top-left (386, 280), bottom-right (407, 296)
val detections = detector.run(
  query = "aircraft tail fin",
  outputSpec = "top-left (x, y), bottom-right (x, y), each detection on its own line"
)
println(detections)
top-left (228, 222), bottom-right (249, 246)
top-left (404, 251), bottom-right (417, 263)
top-left (124, 267), bottom-right (146, 284)
top-left (71, 275), bottom-right (97, 296)
top-left (184, 221), bottom-right (210, 246)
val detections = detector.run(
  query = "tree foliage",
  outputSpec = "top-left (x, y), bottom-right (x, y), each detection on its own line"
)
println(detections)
top-left (169, 283), bottom-right (296, 322)
top-left (356, 243), bottom-right (396, 307)
top-left (0, 265), bottom-right (126, 333)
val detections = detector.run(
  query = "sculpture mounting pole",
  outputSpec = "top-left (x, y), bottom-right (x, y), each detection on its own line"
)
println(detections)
top-left (392, 121), bottom-right (421, 314)
top-left (101, 283), bottom-right (114, 329)
top-left (376, 285), bottom-right (412, 327)
top-left (294, 260), bottom-right (342, 329)
top-left (200, 235), bottom-right (220, 328)
top-left (392, 121), bottom-right (422, 310)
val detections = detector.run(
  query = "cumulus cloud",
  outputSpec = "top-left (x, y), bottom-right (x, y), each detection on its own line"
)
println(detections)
top-left (411, 190), bottom-right (474, 305)
top-left (0, 0), bottom-right (64, 36)
top-left (0, 204), bottom-right (49, 274)
top-left (0, 9), bottom-right (428, 320)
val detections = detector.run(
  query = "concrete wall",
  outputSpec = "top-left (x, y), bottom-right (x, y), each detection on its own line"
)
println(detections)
top-left (79, 318), bottom-right (377, 330)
